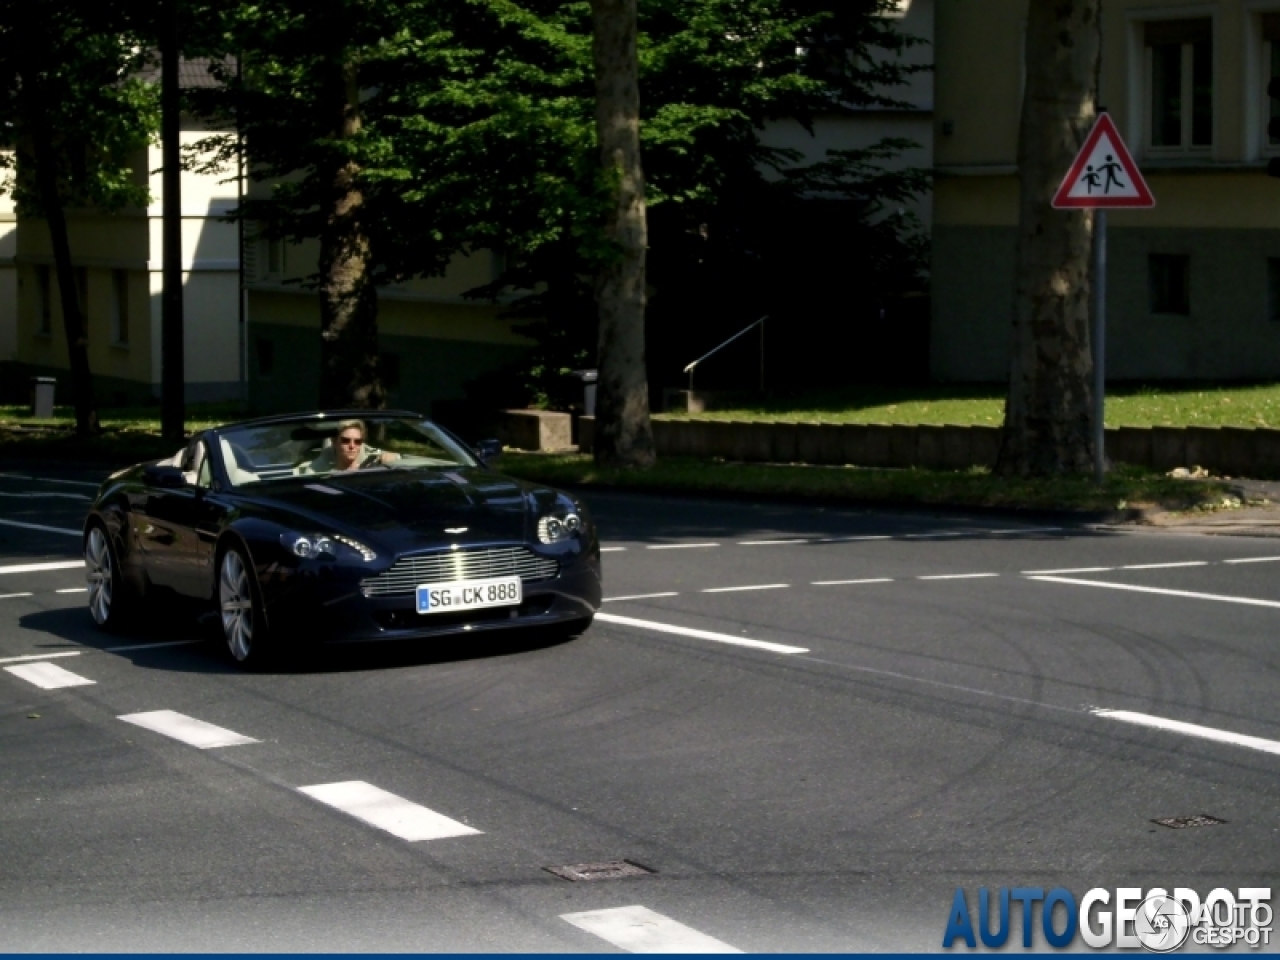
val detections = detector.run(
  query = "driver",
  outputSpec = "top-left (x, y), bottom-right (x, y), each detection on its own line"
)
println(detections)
top-left (296, 419), bottom-right (400, 475)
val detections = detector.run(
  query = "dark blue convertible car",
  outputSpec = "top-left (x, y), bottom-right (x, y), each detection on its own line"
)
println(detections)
top-left (83, 411), bottom-right (601, 666)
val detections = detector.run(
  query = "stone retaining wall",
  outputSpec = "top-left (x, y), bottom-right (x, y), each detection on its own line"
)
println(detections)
top-left (576, 417), bottom-right (1280, 478)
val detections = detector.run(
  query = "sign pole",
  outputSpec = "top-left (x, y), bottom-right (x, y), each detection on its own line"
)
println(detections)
top-left (1093, 209), bottom-right (1107, 485)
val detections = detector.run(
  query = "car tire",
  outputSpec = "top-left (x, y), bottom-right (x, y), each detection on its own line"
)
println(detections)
top-left (218, 543), bottom-right (273, 668)
top-left (84, 522), bottom-right (135, 632)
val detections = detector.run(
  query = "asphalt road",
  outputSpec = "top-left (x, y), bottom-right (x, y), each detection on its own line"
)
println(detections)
top-left (1, 465), bottom-right (1278, 951)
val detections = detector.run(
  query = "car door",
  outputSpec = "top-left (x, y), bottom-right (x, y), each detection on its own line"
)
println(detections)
top-left (139, 440), bottom-right (214, 596)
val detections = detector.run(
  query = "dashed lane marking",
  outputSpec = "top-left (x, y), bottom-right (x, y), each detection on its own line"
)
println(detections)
top-left (645, 543), bottom-right (720, 550)
top-left (1121, 561), bottom-right (1209, 570)
top-left (55, 587), bottom-right (87, 594)
top-left (0, 592), bottom-right (34, 600)
top-left (1092, 709), bottom-right (1280, 757)
top-left (561, 905), bottom-right (741, 954)
top-left (0, 518), bottom-right (81, 537)
top-left (0, 560), bottom-right (83, 575)
top-left (918, 573), bottom-right (1000, 581)
top-left (603, 592), bottom-right (680, 603)
top-left (595, 612), bottom-right (808, 655)
top-left (600, 547), bottom-right (627, 553)
top-left (1022, 566), bottom-right (1114, 575)
top-left (4, 661), bottom-right (95, 689)
top-left (701, 583), bottom-right (789, 593)
top-left (1223, 556), bottom-right (1280, 564)
top-left (119, 710), bottom-right (259, 749)
top-left (739, 538), bottom-right (812, 546)
top-left (812, 578), bottom-right (894, 586)
top-left (0, 651), bottom-right (81, 665)
top-left (297, 781), bottom-right (482, 842)
top-left (1029, 576), bottom-right (1280, 610)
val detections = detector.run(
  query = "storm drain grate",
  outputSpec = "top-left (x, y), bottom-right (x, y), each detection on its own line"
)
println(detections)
top-left (1151, 814), bottom-right (1227, 829)
top-left (544, 860), bottom-right (655, 882)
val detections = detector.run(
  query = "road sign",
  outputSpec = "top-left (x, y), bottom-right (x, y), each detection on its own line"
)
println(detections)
top-left (1052, 113), bottom-right (1154, 209)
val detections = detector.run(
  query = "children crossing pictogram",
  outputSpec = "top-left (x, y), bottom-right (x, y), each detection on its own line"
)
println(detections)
top-left (1052, 113), bottom-right (1154, 209)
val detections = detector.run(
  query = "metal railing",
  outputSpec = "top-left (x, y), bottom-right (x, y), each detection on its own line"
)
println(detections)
top-left (682, 316), bottom-right (767, 393)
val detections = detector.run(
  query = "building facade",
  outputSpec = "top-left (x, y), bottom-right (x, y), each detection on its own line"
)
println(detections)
top-left (932, 0), bottom-right (1280, 381)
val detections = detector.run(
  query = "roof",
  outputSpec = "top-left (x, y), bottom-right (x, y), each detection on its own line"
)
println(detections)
top-left (136, 55), bottom-right (236, 89)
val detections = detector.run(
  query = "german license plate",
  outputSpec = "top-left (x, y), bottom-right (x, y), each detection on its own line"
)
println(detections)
top-left (416, 576), bottom-right (522, 614)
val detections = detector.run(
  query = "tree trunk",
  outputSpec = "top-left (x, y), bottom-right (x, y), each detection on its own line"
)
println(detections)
top-left (318, 58), bottom-right (382, 410)
top-left (996, 0), bottom-right (1101, 477)
top-left (30, 118), bottom-right (99, 436)
top-left (589, 0), bottom-right (655, 468)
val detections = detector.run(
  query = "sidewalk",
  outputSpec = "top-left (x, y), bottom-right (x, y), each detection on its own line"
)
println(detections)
top-left (1128, 478), bottom-right (1280, 537)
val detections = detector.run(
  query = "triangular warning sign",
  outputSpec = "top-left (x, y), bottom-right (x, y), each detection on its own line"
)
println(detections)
top-left (1052, 113), bottom-right (1154, 209)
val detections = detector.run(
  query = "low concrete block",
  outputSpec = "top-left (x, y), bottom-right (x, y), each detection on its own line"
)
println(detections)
top-left (970, 426), bottom-right (1000, 468)
top-left (795, 422), bottom-right (824, 465)
top-left (502, 409), bottom-right (573, 451)
top-left (1150, 427), bottom-right (1186, 471)
top-left (914, 425), bottom-right (946, 470)
top-left (1108, 426), bottom-right (1151, 468)
top-left (939, 425), bottom-right (972, 470)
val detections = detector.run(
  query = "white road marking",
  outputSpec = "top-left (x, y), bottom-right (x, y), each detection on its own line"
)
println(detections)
top-left (0, 651), bottom-right (81, 665)
top-left (646, 543), bottom-right (720, 550)
top-left (601, 547), bottom-right (627, 553)
top-left (297, 781), bottom-right (481, 842)
top-left (0, 473), bottom-right (100, 488)
top-left (55, 587), bottom-right (87, 594)
top-left (0, 519), bottom-right (81, 537)
top-left (918, 573), bottom-right (1000, 581)
top-left (104, 639), bottom-right (203, 653)
top-left (0, 560), bottom-right (83, 575)
top-left (701, 583), bottom-right (789, 593)
top-left (0, 491), bottom-right (91, 500)
top-left (1093, 709), bottom-right (1280, 757)
top-left (904, 530), bottom-right (968, 539)
top-left (0, 592), bottom-right (34, 600)
top-left (812, 578), bottom-right (895, 586)
top-left (1022, 566), bottom-right (1113, 575)
top-left (738, 538), bottom-right (811, 546)
top-left (1223, 556), bottom-right (1280, 564)
top-left (814, 535), bottom-right (892, 542)
top-left (561, 905), bottom-right (741, 954)
top-left (1029, 576), bottom-right (1280, 610)
top-left (5, 662), bottom-right (95, 689)
top-left (596, 612), bottom-right (808, 655)
top-left (985, 526), bottom-right (1064, 535)
top-left (118, 710), bottom-right (259, 749)
top-left (604, 592), bottom-right (680, 603)
top-left (1121, 561), bottom-right (1208, 570)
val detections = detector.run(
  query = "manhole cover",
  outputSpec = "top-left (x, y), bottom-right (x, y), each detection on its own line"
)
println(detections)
top-left (544, 859), bottom-right (655, 882)
top-left (1151, 814), bottom-right (1227, 829)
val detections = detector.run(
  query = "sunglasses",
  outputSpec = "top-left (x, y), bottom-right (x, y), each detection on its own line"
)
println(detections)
top-left (338, 436), bottom-right (364, 446)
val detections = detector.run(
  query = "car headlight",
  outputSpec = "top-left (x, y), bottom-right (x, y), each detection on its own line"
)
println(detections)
top-left (279, 532), bottom-right (376, 561)
top-left (537, 513), bottom-right (582, 544)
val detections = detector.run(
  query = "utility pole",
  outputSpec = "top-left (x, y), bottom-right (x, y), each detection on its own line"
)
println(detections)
top-left (161, 0), bottom-right (185, 443)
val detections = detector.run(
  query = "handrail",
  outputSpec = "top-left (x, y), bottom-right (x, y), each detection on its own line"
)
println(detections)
top-left (682, 316), bottom-right (767, 393)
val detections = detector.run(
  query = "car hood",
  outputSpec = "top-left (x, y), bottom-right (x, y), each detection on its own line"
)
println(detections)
top-left (237, 467), bottom-right (537, 550)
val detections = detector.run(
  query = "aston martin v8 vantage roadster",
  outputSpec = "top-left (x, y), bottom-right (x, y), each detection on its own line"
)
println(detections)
top-left (83, 411), bottom-right (602, 665)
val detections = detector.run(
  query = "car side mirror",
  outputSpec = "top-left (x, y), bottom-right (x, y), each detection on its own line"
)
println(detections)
top-left (474, 438), bottom-right (502, 465)
top-left (144, 464), bottom-right (188, 488)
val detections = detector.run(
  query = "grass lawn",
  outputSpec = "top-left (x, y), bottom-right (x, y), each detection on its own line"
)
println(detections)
top-left (660, 382), bottom-right (1280, 428)
top-left (499, 452), bottom-right (1243, 515)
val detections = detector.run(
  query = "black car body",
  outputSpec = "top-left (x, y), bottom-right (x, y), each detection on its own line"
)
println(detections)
top-left (83, 411), bottom-right (601, 664)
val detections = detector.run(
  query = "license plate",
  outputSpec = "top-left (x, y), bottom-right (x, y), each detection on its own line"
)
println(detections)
top-left (416, 576), bottom-right (522, 615)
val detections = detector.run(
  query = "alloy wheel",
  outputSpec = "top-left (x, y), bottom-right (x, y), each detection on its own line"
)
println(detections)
top-left (85, 527), bottom-right (113, 626)
top-left (220, 549), bottom-right (254, 661)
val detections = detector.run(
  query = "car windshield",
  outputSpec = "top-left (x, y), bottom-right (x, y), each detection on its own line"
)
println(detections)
top-left (216, 416), bottom-right (479, 487)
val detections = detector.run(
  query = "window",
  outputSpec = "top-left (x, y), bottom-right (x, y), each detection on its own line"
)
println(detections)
top-left (1146, 19), bottom-right (1213, 150)
top-left (1150, 254), bottom-right (1191, 315)
top-left (256, 338), bottom-right (275, 378)
top-left (1265, 14), bottom-right (1280, 149)
top-left (35, 266), bottom-right (52, 335)
top-left (109, 270), bottom-right (129, 346)
top-left (1269, 259), bottom-right (1280, 322)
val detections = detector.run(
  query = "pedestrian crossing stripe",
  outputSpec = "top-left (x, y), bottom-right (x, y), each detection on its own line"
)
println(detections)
top-left (1052, 112), bottom-right (1154, 209)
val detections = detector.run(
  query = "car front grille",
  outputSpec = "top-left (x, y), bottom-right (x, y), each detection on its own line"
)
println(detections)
top-left (360, 546), bottom-right (560, 597)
